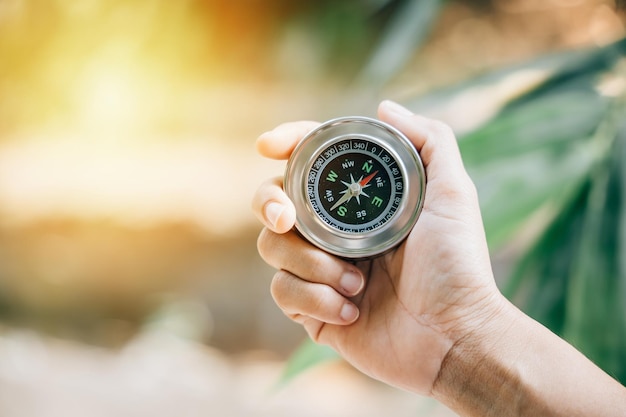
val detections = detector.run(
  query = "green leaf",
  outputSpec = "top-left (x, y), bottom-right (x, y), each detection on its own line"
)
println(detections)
top-left (355, 0), bottom-right (445, 88)
top-left (616, 119), bottom-right (626, 383)
top-left (460, 90), bottom-right (608, 166)
top-left (504, 37), bottom-right (626, 111)
top-left (563, 117), bottom-right (626, 381)
top-left (504, 122), bottom-right (626, 381)
top-left (461, 89), bottom-right (603, 248)
top-left (274, 338), bottom-right (340, 390)
top-left (404, 40), bottom-right (626, 250)
top-left (453, 40), bottom-right (626, 249)
top-left (505, 84), bottom-right (626, 382)
top-left (504, 180), bottom-right (590, 334)
top-left (407, 37), bottom-right (626, 117)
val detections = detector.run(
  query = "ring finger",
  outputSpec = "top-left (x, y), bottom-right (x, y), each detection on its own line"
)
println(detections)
top-left (271, 270), bottom-right (360, 326)
top-left (257, 229), bottom-right (365, 297)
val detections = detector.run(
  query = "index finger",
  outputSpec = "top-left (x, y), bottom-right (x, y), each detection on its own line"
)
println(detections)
top-left (256, 121), bottom-right (320, 160)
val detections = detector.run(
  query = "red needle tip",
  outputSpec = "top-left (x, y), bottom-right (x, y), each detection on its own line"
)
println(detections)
top-left (359, 170), bottom-right (378, 187)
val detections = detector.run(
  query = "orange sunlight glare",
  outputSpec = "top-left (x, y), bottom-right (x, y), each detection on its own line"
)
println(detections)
top-left (0, 1), bottom-right (284, 235)
top-left (0, 135), bottom-right (279, 234)
top-left (79, 68), bottom-right (142, 130)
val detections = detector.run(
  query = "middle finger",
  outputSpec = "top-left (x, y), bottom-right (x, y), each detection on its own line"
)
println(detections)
top-left (257, 228), bottom-right (365, 297)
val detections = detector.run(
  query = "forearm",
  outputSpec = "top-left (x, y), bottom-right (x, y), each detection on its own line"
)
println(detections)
top-left (432, 298), bottom-right (626, 417)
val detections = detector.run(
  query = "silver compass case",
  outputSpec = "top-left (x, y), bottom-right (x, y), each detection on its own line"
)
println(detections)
top-left (284, 116), bottom-right (426, 259)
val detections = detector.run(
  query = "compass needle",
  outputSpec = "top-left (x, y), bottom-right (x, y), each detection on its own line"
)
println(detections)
top-left (330, 191), bottom-right (353, 211)
top-left (359, 170), bottom-right (379, 187)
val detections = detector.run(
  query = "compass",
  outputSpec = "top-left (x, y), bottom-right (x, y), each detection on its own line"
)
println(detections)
top-left (284, 116), bottom-right (426, 259)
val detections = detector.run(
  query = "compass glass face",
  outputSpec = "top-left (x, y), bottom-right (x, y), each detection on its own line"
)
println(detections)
top-left (306, 138), bottom-right (403, 233)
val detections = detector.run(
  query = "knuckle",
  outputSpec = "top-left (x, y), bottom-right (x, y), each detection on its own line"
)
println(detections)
top-left (438, 180), bottom-right (474, 204)
top-left (256, 229), bottom-right (269, 261)
top-left (269, 270), bottom-right (291, 306)
top-left (305, 249), bottom-right (329, 276)
top-left (299, 247), bottom-right (344, 287)
top-left (256, 228), bottom-right (277, 263)
top-left (433, 170), bottom-right (478, 204)
top-left (464, 177), bottom-right (479, 199)
top-left (428, 120), bottom-right (455, 140)
top-left (455, 174), bottom-right (479, 202)
top-left (310, 284), bottom-right (337, 314)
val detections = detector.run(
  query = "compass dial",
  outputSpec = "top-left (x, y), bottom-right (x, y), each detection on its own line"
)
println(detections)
top-left (285, 117), bottom-right (426, 259)
top-left (309, 140), bottom-right (401, 233)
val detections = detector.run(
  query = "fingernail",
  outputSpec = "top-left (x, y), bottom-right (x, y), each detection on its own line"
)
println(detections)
top-left (265, 202), bottom-right (284, 229)
top-left (383, 100), bottom-right (413, 116)
top-left (340, 303), bottom-right (359, 323)
top-left (340, 271), bottom-right (364, 296)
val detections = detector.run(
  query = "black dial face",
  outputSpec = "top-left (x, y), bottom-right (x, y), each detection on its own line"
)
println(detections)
top-left (306, 138), bottom-right (403, 233)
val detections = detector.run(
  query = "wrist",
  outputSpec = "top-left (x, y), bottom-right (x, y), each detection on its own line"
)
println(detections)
top-left (431, 296), bottom-right (524, 416)
top-left (431, 296), bottom-right (626, 417)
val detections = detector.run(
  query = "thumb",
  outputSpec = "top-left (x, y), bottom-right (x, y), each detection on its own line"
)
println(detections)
top-left (377, 100), bottom-right (471, 192)
top-left (377, 101), bottom-right (490, 280)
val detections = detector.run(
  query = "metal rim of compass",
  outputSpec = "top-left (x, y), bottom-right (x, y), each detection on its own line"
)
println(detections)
top-left (284, 116), bottom-right (426, 259)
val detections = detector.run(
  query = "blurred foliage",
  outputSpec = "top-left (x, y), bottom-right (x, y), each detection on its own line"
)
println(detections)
top-left (463, 38), bottom-right (626, 383)
top-left (353, 0), bottom-right (445, 88)
top-left (272, 340), bottom-right (339, 391)
top-left (273, 0), bottom-right (444, 81)
top-left (280, 1), bottom-right (626, 387)
top-left (0, 0), bottom-right (446, 133)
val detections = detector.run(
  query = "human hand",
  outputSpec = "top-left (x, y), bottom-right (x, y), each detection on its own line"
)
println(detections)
top-left (252, 100), bottom-right (505, 395)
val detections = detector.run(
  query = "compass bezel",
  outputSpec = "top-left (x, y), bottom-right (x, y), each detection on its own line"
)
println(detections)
top-left (284, 116), bottom-right (426, 259)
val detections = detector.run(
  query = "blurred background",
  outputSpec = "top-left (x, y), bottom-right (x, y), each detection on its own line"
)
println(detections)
top-left (0, 1), bottom-right (624, 416)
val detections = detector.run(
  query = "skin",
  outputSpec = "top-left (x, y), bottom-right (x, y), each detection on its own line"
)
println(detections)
top-left (252, 100), bottom-right (626, 416)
